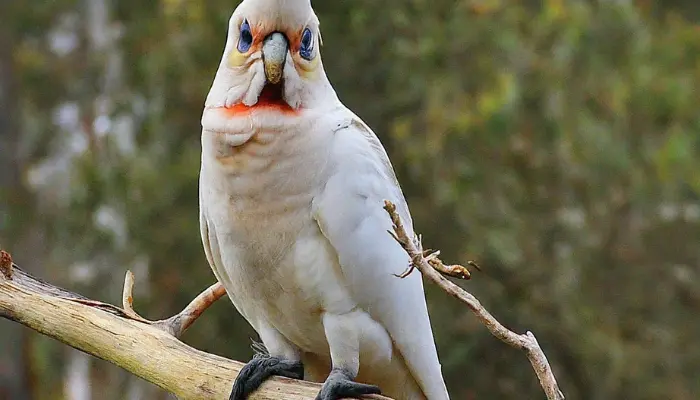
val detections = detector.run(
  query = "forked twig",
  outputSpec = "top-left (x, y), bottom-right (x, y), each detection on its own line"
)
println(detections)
top-left (383, 200), bottom-right (565, 400)
top-left (391, 231), bottom-right (478, 280)
top-left (120, 270), bottom-right (227, 338)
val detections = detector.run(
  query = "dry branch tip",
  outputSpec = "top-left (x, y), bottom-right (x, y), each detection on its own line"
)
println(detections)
top-left (393, 264), bottom-right (416, 279)
top-left (467, 260), bottom-right (482, 272)
top-left (425, 251), bottom-right (472, 280)
top-left (158, 282), bottom-right (227, 338)
top-left (120, 270), bottom-right (150, 323)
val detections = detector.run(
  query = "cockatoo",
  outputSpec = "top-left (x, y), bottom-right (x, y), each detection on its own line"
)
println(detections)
top-left (199, 1), bottom-right (450, 399)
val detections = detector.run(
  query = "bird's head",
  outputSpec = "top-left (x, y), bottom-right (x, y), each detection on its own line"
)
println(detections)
top-left (203, 0), bottom-right (335, 129)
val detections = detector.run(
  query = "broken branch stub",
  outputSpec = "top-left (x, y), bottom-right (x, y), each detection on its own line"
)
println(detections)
top-left (0, 250), bottom-right (13, 279)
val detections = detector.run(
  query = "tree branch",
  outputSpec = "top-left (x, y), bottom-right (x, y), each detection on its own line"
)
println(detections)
top-left (383, 200), bottom-right (566, 400)
top-left (0, 250), bottom-right (388, 400)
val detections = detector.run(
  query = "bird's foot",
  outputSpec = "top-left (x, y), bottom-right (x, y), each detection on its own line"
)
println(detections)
top-left (229, 355), bottom-right (304, 400)
top-left (315, 368), bottom-right (382, 400)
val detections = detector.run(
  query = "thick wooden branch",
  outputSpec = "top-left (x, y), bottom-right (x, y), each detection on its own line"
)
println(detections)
top-left (0, 250), bottom-right (388, 400)
top-left (383, 201), bottom-right (566, 400)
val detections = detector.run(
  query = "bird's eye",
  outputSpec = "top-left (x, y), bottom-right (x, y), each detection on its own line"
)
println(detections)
top-left (299, 27), bottom-right (314, 60)
top-left (237, 19), bottom-right (253, 53)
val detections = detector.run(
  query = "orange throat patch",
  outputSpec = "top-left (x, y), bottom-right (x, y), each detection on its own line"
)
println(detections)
top-left (219, 83), bottom-right (297, 116)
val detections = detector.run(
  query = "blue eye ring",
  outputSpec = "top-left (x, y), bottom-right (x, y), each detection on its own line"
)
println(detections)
top-left (237, 19), bottom-right (253, 53)
top-left (299, 27), bottom-right (314, 60)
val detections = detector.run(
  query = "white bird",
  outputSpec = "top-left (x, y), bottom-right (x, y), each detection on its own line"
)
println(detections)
top-left (199, 1), bottom-right (450, 399)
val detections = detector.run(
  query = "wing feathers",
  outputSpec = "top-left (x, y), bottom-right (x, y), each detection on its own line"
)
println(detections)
top-left (313, 116), bottom-right (449, 400)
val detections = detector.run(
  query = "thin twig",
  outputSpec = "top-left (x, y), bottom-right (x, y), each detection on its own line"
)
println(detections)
top-left (156, 282), bottom-right (227, 338)
top-left (118, 270), bottom-right (227, 338)
top-left (383, 200), bottom-right (565, 400)
top-left (425, 251), bottom-right (472, 280)
top-left (121, 271), bottom-right (151, 323)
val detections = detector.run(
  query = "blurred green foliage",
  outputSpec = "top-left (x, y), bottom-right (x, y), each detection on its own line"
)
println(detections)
top-left (1, 1), bottom-right (700, 399)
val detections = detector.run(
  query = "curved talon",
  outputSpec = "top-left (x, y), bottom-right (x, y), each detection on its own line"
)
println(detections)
top-left (315, 369), bottom-right (381, 400)
top-left (230, 356), bottom-right (304, 400)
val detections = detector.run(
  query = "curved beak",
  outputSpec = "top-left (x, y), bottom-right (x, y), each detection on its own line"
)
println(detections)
top-left (262, 32), bottom-right (288, 85)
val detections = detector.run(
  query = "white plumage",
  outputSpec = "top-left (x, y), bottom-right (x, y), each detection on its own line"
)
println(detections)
top-left (199, 1), bottom-right (450, 399)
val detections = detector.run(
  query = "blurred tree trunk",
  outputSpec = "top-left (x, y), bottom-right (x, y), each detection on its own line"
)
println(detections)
top-left (64, 350), bottom-right (91, 400)
top-left (0, 0), bottom-right (20, 192)
top-left (0, 3), bottom-right (33, 399)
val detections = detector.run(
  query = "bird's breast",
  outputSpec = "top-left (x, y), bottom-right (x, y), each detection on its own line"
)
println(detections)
top-left (201, 183), bottom-right (354, 352)
top-left (200, 108), bottom-right (355, 350)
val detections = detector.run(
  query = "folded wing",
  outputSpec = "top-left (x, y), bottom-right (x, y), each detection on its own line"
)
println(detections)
top-left (312, 115), bottom-right (449, 400)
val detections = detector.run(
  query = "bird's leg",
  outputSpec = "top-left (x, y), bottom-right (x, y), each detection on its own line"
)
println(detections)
top-left (316, 312), bottom-right (382, 400)
top-left (229, 333), bottom-right (304, 400)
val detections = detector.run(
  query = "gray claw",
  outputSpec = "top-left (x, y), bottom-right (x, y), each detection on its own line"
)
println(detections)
top-left (229, 355), bottom-right (304, 400)
top-left (315, 368), bottom-right (382, 400)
